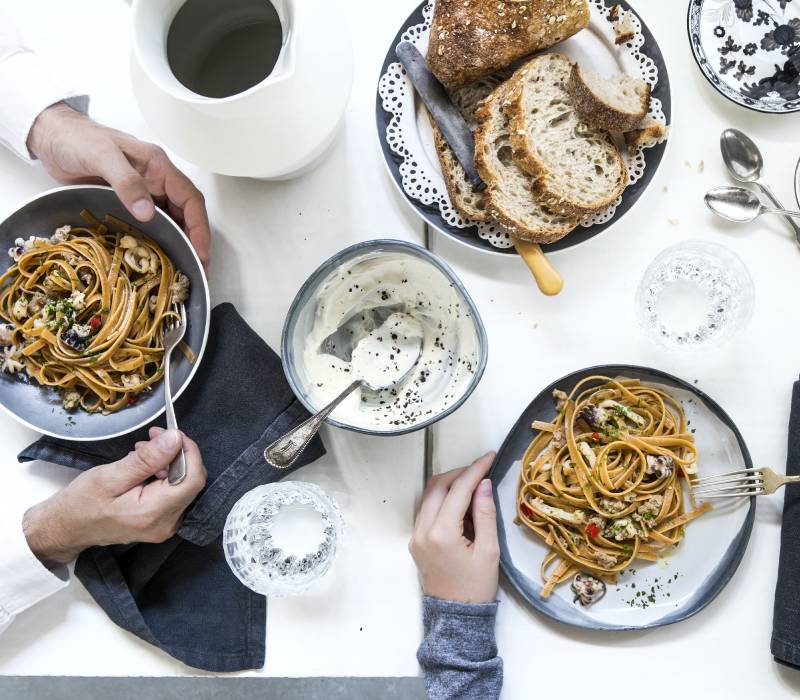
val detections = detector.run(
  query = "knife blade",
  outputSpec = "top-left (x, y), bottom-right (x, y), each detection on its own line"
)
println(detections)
top-left (395, 41), bottom-right (484, 190)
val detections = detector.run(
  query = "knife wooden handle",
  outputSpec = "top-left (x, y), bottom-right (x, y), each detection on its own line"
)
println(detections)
top-left (512, 238), bottom-right (563, 296)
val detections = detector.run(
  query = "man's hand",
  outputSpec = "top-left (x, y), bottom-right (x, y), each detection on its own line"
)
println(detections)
top-left (409, 452), bottom-right (500, 604)
top-left (22, 428), bottom-right (207, 568)
top-left (27, 102), bottom-right (211, 267)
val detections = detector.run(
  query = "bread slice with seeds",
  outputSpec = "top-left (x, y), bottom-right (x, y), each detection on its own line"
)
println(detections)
top-left (567, 64), bottom-right (651, 132)
top-left (506, 53), bottom-right (628, 217)
top-left (427, 77), bottom-right (504, 222)
top-left (473, 80), bottom-right (579, 244)
top-left (427, 0), bottom-right (590, 90)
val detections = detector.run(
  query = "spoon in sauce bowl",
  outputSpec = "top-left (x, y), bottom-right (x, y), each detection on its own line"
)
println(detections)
top-left (265, 313), bottom-right (424, 469)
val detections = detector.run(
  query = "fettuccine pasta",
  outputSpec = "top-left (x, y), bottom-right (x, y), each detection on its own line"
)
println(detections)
top-left (516, 376), bottom-right (711, 600)
top-left (0, 210), bottom-right (190, 414)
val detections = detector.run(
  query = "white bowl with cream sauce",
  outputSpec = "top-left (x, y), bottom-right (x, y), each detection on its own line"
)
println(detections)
top-left (282, 240), bottom-right (487, 435)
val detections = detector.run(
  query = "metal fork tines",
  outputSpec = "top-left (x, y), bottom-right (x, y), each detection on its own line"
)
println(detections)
top-left (161, 302), bottom-right (188, 486)
top-left (691, 467), bottom-right (800, 498)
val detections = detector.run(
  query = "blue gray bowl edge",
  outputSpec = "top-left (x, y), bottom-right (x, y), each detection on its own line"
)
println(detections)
top-left (281, 239), bottom-right (488, 436)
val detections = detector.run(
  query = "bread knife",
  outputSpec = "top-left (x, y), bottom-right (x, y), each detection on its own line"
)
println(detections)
top-left (395, 42), bottom-right (484, 190)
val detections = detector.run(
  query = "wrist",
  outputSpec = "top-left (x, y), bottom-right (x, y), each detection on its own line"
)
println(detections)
top-left (22, 496), bottom-right (86, 568)
top-left (26, 101), bottom-right (86, 161)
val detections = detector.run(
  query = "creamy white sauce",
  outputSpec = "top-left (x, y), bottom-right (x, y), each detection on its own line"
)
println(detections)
top-left (300, 251), bottom-right (480, 430)
top-left (350, 312), bottom-right (423, 390)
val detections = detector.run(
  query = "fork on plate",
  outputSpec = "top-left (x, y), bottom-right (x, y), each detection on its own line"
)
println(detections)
top-left (161, 302), bottom-right (187, 485)
top-left (691, 467), bottom-right (800, 498)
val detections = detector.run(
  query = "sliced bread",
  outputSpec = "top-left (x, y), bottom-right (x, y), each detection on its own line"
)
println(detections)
top-left (473, 80), bottom-right (578, 244)
top-left (609, 4), bottom-right (637, 45)
top-left (506, 53), bottom-right (628, 217)
top-left (567, 64), bottom-right (651, 132)
top-left (624, 116), bottom-right (668, 155)
top-left (427, 77), bottom-right (503, 222)
top-left (427, 0), bottom-right (590, 90)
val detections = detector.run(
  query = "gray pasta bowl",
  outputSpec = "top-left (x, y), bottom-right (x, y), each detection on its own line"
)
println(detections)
top-left (0, 185), bottom-right (210, 440)
top-left (281, 239), bottom-right (488, 436)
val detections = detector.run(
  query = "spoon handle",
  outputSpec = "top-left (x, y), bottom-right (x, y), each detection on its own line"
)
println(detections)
top-left (765, 207), bottom-right (800, 220)
top-left (264, 380), bottom-right (362, 469)
top-left (754, 181), bottom-right (800, 245)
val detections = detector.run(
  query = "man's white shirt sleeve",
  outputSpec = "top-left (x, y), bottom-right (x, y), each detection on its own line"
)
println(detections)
top-left (0, 11), bottom-right (89, 162)
top-left (0, 511), bottom-right (69, 635)
top-left (0, 9), bottom-right (83, 634)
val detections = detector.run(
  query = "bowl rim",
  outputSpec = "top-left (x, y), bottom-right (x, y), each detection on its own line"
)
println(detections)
top-left (0, 184), bottom-right (211, 441)
top-left (280, 238), bottom-right (488, 436)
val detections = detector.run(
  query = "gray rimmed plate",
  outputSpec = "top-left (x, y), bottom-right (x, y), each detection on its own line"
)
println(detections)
top-left (376, 0), bottom-right (672, 256)
top-left (689, 0), bottom-right (800, 113)
top-left (0, 185), bottom-right (210, 441)
top-left (489, 364), bottom-right (755, 631)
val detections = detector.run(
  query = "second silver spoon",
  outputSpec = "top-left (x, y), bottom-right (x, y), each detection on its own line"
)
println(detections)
top-left (705, 186), bottom-right (800, 224)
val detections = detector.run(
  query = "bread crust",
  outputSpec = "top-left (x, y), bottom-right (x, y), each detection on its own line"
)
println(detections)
top-left (567, 64), bottom-right (651, 132)
top-left (625, 120), bottom-right (667, 155)
top-left (429, 114), bottom-right (491, 221)
top-left (427, 0), bottom-right (590, 90)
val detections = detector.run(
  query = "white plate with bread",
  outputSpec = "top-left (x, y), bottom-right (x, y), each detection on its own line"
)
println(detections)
top-left (376, 0), bottom-right (672, 259)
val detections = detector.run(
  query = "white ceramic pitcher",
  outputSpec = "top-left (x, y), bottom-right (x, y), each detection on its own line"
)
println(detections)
top-left (125, 0), bottom-right (353, 179)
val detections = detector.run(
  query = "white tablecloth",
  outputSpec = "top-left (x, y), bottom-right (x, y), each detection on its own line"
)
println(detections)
top-left (1, 0), bottom-right (799, 697)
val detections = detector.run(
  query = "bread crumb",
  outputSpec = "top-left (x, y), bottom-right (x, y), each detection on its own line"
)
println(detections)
top-left (698, 160), bottom-right (705, 173)
top-left (662, 185), bottom-right (668, 193)
top-left (684, 160), bottom-right (691, 168)
top-left (668, 218), bottom-right (680, 226)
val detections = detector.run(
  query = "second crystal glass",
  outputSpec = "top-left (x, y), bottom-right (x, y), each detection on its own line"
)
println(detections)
top-left (635, 241), bottom-right (755, 352)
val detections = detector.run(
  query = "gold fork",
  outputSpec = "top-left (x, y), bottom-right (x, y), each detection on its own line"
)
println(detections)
top-left (691, 467), bottom-right (800, 498)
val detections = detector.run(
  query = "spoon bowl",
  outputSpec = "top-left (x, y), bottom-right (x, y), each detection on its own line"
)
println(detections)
top-left (720, 128), bottom-right (763, 183)
top-left (706, 185), bottom-right (800, 224)
top-left (705, 186), bottom-right (763, 223)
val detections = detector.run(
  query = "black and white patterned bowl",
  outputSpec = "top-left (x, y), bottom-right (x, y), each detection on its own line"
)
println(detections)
top-left (688, 0), bottom-right (800, 113)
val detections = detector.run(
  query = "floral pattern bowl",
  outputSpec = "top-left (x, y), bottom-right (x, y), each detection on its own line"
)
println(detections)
top-left (689, 0), bottom-right (800, 112)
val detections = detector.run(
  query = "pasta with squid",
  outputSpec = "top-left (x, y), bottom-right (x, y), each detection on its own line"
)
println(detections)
top-left (515, 376), bottom-right (711, 600)
top-left (0, 210), bottom-right (190, 414)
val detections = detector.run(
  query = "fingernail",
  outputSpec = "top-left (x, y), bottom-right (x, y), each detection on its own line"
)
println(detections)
top-left (132, 198), bottom-right (154, 220)
top-left (477, 479), bottom-right (492, 496)
top-left (155, 429), bottom-right (180, 450)
top-left (483, 450), bottom-right (497, 461)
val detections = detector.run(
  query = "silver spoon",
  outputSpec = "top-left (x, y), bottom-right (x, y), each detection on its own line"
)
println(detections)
top-left (720, 128), bottom-right (800, 246)
top-left (264, 314), bottom-right (424, 469)
top-left (705, 186), bottom-right (800, 223)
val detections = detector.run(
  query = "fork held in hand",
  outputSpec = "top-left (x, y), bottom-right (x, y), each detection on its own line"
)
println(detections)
top-left (162, 302), bottom-right (188, 485)
top-left (691, 467), bottom-right (800, 498)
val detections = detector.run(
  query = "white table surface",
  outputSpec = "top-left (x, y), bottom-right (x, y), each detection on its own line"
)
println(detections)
top-left (1, 0), bottom-right (800, 697)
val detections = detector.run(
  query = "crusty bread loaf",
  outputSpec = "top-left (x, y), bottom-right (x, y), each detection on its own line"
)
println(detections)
top-left (427, 0), bottom-right (590, 90)
top-left (625, 116), bottom-right (668, 155)
top-left (567, 64), bottom-right (651, 132)
top-left (474, 80), bottom-right (578, 243)
top-left (506, 54), bottom-right (628, 216)
top-left (427, 78), bottom-right (502, 222)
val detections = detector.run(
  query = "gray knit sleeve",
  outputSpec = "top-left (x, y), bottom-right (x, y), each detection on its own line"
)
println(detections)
top-left (417, 596), bottom-right (503, 700)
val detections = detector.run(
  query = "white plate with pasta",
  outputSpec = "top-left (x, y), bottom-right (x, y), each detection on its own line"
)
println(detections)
top-left (489, 365), bottom-right (755, 630)
top-left (0, 185), bottom-right (210, 440)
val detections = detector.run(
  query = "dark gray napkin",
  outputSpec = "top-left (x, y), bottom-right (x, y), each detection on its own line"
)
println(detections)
top-left (772, 377), bottom-right (800, 668)
top-left (18, 303), bottom-right (325, 671)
